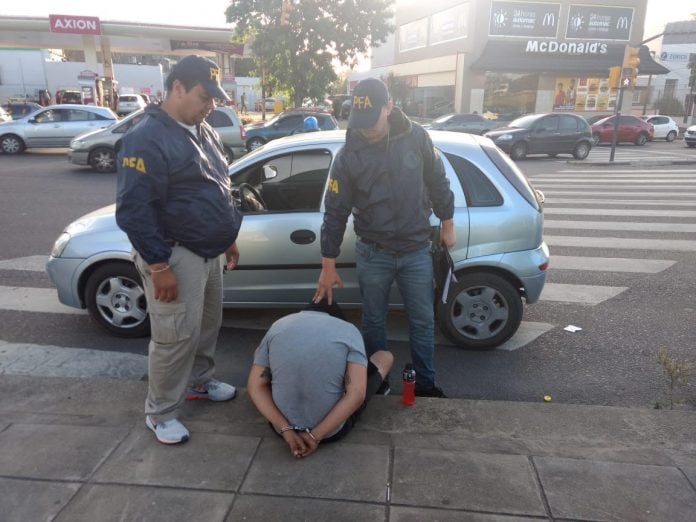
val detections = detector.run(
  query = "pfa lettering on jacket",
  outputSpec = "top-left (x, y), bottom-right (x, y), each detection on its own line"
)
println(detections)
top-left (122, 156), bottom-right (147, 174)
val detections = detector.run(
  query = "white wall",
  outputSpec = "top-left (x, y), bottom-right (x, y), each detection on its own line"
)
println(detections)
top-left (0, 50), bottom-right (51, 102)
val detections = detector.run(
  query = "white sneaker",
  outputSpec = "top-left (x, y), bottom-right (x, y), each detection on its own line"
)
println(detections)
top-left (186, 379), bottom-right (236, 402)
top-left (146, 416), bottom-right (190, 445)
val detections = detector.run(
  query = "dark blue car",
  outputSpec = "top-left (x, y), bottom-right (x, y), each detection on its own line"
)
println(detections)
top-left (245, 110), bottom-right (338, 151)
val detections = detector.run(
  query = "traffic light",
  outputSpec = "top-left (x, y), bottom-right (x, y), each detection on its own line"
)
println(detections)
top-left (623, 46), bottom-right (640, 87)
top-left (608, 66), bottom-right (621, 89)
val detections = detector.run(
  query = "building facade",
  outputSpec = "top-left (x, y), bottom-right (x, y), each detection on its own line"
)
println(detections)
top-left (357, 0), bottom-right (668, 120)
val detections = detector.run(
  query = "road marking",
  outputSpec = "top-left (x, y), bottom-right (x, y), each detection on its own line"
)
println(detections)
top-left (544, 208), bottom-right (696, 217)
top-left (558, 169), bottom-right (696, 174)
top-left (544, 220), bottom-right (696, 233)
top-left (546, 235), bottom-right (696, 252)
top-left (534, 180), bottom-right (696, 185)
top-left (496, 322), bottom-right (555, 351)
top-left (0, 340), bottom-right (146, 380)
top-left (540, 283), bottom-right (627, 305)
top-left (545, 199), bottom-right (696, 207)
top-left (0, 255), bottom-right (48, 272)
top-left (539, 190), bottom-right (696, 197)
top-left (0, 286), bottom-right (85, 315)
top-left (550, 255), bottom-right (675, 273)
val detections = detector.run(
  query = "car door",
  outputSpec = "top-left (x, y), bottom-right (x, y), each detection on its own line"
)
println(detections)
top-left (558, 115), bottom-right (582, 152)
top-left (270, 114), bottom-right (304, 140)
top-left (647, 116), bottom-right (667, 139)
top-left (618, 116), bottom-right (636, 142)
top-left (529, 115), bottom-right (560, 154)
top-left (23, 108), bottom-right (68, 147)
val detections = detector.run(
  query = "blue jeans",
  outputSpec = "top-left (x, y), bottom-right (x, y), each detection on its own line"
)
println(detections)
top-left (355, 240), bottom-right (436, 387)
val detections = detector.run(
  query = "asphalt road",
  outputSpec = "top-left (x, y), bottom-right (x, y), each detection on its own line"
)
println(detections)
top-left (1, 140), bottom-right (695, 409)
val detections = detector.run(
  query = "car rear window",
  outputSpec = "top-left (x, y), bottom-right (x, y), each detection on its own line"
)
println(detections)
top-left (481, 143), bottom-right (540, 211)
top-left (120, 96), bottom-right (138, 102)
top-left (207, 110), bottom-right (234, 127)
top-left (444, 153), bottom-right (503, 207)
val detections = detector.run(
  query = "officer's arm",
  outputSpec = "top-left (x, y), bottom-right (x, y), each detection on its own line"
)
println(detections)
top-left (421, 129), bottom-right (454, 221)
top-left (320, 152), bottom-right (353, 259)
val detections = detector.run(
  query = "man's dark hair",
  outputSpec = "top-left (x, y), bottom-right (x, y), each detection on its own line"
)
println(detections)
top-left (306, 299), bottom-right (345, 320)
top-left (165, 72), bottom-right (197, 93)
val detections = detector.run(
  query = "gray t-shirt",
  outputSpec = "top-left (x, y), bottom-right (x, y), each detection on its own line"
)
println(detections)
top-left (253, 311), bottom-right (367, 436)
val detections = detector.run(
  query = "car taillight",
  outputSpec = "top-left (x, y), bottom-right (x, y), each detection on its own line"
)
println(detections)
top-left (538, 262), bottom-right (549, 271)
top-left (240, 125), bottom-right (246, 140)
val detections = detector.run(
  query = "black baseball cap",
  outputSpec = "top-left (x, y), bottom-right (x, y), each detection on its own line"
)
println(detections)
top-left (167, 55), bottom-right (230, 101)
top-left (347, 78), bottom-right (389, 129)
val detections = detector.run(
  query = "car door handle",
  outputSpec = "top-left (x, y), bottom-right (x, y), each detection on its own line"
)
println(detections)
top-left (290, 229), bottom-right (316, 245)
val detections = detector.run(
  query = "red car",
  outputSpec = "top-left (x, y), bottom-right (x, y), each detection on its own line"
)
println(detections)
top-left (591, 115), bottom-right (654, 146)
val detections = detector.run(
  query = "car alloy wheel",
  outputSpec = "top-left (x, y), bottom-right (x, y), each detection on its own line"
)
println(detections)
top-left (437, 271), bottom-right (523, 350)
top-left (573, 142), bottom-right (590, 160)
top-left (635, 133), bottom-right (648, 146)
top-left (223, 146), bottom-right (234, 164)
top-left (666, 131), bottom-right (677, 142)
top-left (0, 134), bottom-right (25, 154)
top-left (89, 147), bottom-right (116, 173)
top-left (591, 133), bottom-right (601, 146)
top-left (247, 137), bottom-right (265, 151)
top-left (510, 142), bottom-right (527, 161)
top-left (84, 262), bottom-right (150, 338)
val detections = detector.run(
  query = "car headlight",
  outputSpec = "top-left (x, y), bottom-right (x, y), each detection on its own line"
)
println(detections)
top-left (496, 134), bottom-right (513, 141)
top-left (51, 232), bottom-right (71, 257)
top-left (70, 139), bottom-right (87, 150)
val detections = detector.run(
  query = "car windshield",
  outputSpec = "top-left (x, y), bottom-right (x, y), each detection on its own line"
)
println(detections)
top-left (432, 114), bottom-right (455, 124)
top-left (507, 114), bottom-right (541, 129)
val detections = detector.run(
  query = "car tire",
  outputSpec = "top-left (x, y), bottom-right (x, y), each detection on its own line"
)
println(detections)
top-left (84, 262), bottom-right (150, 338)
top-left (437, 271), bottom-right (523, 350)
top-left (247, 137), bottom-right (265, 151)
top-left (687, 143), bottom-right (696, 148)
top-left (573, 141), bottom-right (591, 160)
top-left (0, 134), bottom-right (26, 154)
top-left (223, 146), bottom-right (234, 164)
top-left (89, 147), bottom-right (117, 173)
top-left (510, 142), bottom-right (527, 161)
top-left (591, 133), bottom-right (601, 146)
top-left (666, 131), bottom-right (677, 142)
top-left (635, 133), bottom-right (648, 146)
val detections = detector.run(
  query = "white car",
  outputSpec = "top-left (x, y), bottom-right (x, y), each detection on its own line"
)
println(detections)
top-left (116, 94), bottom-right (147, 116)
top-left (640, 115), bottom-right (679, 142)
top-left (685, 124), bottom-right (696, 148)
top-left (0, 104), bottom-right (117, 154)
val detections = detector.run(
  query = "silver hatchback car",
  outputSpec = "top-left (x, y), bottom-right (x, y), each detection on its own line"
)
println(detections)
top-left (47, 131), bottom-right (548, 350)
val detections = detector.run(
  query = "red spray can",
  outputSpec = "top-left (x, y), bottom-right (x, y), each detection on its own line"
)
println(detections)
top-left (401, 363), bottom-right (416, 406)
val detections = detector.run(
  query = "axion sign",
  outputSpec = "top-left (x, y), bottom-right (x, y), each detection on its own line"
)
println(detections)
top-left (49, 14), bottom-right (101, 35)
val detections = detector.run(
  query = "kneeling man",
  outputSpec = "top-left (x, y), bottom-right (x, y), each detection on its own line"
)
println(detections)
top-left (247, 300), bottom-right (393, 459)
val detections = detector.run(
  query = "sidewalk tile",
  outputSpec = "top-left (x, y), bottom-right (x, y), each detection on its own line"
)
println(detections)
top-left (92, 428), bottom-right (259, 491)
top-left (227, 495), bottom-right (384, 521)
top-left (241, 439), bottom-right (389, 502)
top-left (535, 456), bottom-right (696, 521)
top-left (0, 477), bottom-right (80, 522)
top-left (391, 448), bottom-right (545, 516)
top-left (390, 506), bottom-right (546, 521)
top-left (55, 484), bottom-right (233, 522)
top-left (0, 423), bottom-right (128, 480)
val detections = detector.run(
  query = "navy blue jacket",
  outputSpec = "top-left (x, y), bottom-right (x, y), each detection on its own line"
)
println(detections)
top-left (116, 105), bottom-right (242, 264)
top-left (321, 108), bottom-right (454, 258)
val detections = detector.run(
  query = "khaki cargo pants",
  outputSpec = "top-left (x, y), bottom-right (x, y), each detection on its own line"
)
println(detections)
top-left (134, 246), bottom-right (224, 423)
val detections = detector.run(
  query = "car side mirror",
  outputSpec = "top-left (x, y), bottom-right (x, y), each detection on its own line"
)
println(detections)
top-left (262, 165), bottom-right (278, 180)
top-left (28, 118), bottom-right (37, 124)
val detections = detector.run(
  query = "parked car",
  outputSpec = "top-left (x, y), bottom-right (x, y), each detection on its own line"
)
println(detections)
top-left (485, 113), bottom-right (592, 160)
top-left (116, 94), bottom-right (147, 116)
top-left (640, 115), bottom-right (679, 142)
top-left (244, 110), bottom-right (338, 150)
top-left (47, 130), bottom-right (548, 350)
top-left (56, 90), bottom-right (84, 105)
top-left (591, 115), bottom-right (654, 146)
top-left (424, 113), bottom-right (496, 135)
top-left (1, 102), bottom-right (42, 119)
top-left (0, 104), bottom-right (117, 154)
top-left (685, 124), bottom-right (696, 148)
top-left (69, 106), bottom-right (245, 172)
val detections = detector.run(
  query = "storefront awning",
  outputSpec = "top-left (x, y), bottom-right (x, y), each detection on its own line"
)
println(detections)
top-left (471, 42), bottom-right (670, 76)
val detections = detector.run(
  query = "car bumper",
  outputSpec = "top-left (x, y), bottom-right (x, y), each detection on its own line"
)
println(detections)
top-left (684, 134), bottom-right (696, 144)
top-left (46, 256), bottom-right (85, 308)
top-left (491, 140), bottom-right (514, 152)
top-left (499, 242), bottom-right (549, 304)
top-left (68, 150), bottom-right (90, 166)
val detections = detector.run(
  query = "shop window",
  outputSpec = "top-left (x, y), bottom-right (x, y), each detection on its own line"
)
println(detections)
top-left (483, 72), bottom-right (538, 122)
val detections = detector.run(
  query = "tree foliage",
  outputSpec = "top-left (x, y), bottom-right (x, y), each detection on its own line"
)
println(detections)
top-left (225, 0), bottom-right (394, 107)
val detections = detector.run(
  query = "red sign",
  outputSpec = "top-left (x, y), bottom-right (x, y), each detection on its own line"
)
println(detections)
top-left (49, 14), bottom-right (101, 35)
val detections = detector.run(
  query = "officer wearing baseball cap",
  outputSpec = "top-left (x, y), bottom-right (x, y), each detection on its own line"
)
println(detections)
top-left (316, 77), bottom-right (456, 399)
top-left (116, 54), bottom-right (242, 445)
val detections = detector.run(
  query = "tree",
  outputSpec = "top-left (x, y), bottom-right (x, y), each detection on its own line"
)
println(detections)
top-left (225, 0), bottom-right (395, 108)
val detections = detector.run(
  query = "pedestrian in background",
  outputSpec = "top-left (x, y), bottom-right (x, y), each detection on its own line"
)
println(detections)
top-left (315, 78), bottom-right (455, 398)
top-left (240, 91), bottom-right (247, 114)
top-left (116, 55), bottom-right (243, 445)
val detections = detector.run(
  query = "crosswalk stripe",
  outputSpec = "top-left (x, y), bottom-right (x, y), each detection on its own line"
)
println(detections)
top-left (0, 340), bottom-right (146, 380)
top-left (550, 255), bottom-right (675, 273)
top-left (534, 180), bottom-right (696, 185)
top-left (558, 169), bottom-right (696, 174)
top-left (545, 199), bottom-right (696, 206)
top-left (545, 208), bottom-right (696, 217)
top-left (539, 190), bottom-right (696, 197)
top-left (0, 255), bottom-right (48, 272)
top-left (546, 235), bottom-right (696, 252)
top-left (540, 283), bottom-right (627, 304)
top-left (544, 219), bottom-right (696, 233)
top-left (0, 286), bottom-right (85, 315)
top-left (496, 322), bottom-right (555, 351)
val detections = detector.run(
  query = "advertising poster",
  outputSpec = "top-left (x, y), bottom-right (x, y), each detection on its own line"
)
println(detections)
top-left (554, 76), bottom-right (617, 111)
top-left (566, 5), bottom-right (633, 41)
top-left (489, 1), bottom-right (561, 38)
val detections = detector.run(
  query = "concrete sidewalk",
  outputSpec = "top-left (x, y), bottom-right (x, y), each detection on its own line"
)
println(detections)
top-left (1, 374), bottom-right (695, 521)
